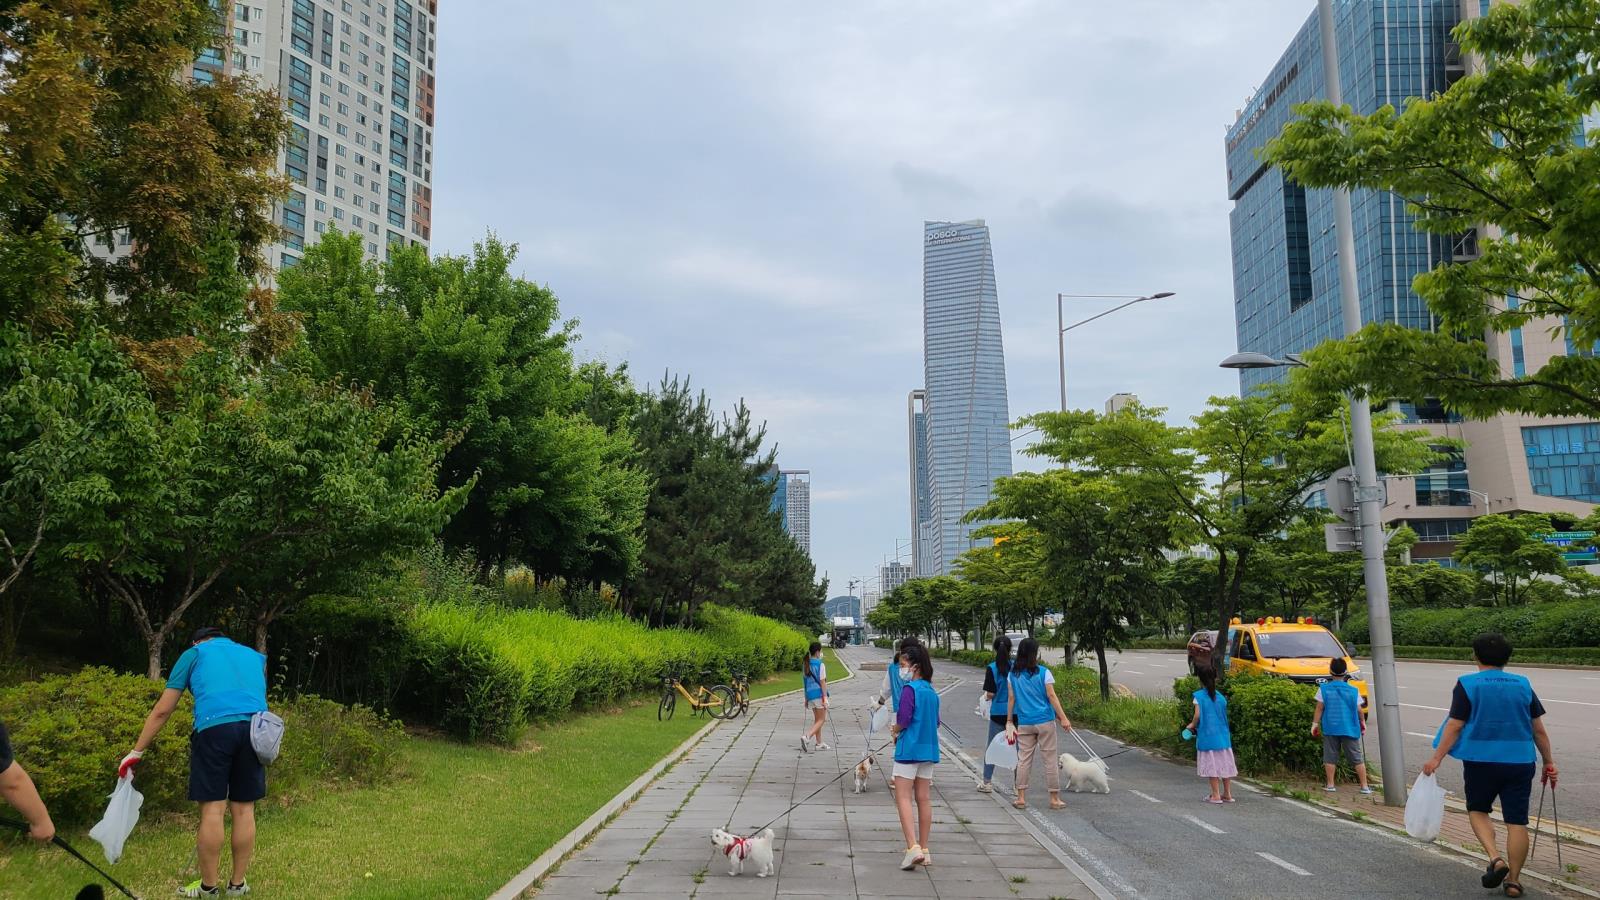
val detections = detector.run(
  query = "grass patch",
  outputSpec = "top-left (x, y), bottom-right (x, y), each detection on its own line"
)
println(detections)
top-left (747, 648), bottom-right (847, 701)
top-left (1, 695), bottom-right (709, 899)
top-left (1069, 694), bottom-right (1187, 757)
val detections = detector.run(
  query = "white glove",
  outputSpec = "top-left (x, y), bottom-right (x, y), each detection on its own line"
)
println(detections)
top-left (1004, 722), bottom-right (1018, 743)
top-left (117, 749), bottom-right (144, 779)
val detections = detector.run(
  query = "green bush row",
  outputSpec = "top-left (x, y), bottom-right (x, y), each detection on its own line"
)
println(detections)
top-left (406, 602), bottom-right (811, 742)
top-left (0, 668), bottom-right (401, 827)
top-left (1168, 672), bottom-right (1364, 778)
top-left (1125, 638), bottom-right (1190, 651)
top-left (1353, 644), bottom-right (1600, 666)
top-left (1344, 601), bottom-right (1600, 649)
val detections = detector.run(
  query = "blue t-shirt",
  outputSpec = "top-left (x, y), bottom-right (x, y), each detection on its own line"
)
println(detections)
top-left (166, 638), bottom-right (268, 732)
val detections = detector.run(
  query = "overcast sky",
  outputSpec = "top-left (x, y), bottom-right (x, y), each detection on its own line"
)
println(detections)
top-left (431, 1), bottom-right (1315, 597)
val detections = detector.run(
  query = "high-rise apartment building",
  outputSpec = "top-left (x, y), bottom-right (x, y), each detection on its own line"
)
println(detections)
top-left (879, 560), bottom-right (912, 597)
top-left (1225, 0), bottom-right (1597, 560)
top-left (783, 471), bottom-right (811, 557)
top-left (198, 0), bottom-right (437, 271)
top-left (910, 220), bottom-right (1013, 576)
top-left (1104, 393), bottom-right (1139, 415)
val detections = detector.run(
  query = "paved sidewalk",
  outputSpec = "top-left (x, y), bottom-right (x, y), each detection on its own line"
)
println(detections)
top-left (531, 656), bottom-right (1101, 899)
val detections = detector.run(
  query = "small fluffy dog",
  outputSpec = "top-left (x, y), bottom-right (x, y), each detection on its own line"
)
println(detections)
top-left (710, 827), bottom-right (776, 877)
top-left (1058, 752), bottom-right (1111, 794)
top-left (853, 754), bottom-right (877, 793)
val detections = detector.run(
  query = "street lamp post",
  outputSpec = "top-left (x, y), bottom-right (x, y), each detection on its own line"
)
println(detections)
top-left (1056, 292), bottom-right (1176, 411)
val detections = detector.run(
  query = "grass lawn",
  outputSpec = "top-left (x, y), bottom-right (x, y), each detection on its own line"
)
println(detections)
top-left (1, 690), bottom-right (736, 898)
top-left (747, 647), bottom-right (848, 701)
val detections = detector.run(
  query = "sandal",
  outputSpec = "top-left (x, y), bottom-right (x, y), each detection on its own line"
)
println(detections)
top-left (1503, 882), bottom-right (1523, 898)
top-left (1049, 800), bottom-right (1067, 810)
top-left (1012, 799), bottom-right (1027, 809)
top-left (1482, 858), bottom-right (1509, 889)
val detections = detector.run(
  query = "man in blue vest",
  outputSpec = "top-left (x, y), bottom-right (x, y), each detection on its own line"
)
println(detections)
top-left (1310, 657), bottom-right (1371, 794)
top-left (1423, 633), bottom-right (1557, 899)
top-left (120, 627), bottom-right (269, 898)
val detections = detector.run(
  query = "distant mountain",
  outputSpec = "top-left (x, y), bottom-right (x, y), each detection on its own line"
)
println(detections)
top-left (823, 595), bottom-right (860, 621)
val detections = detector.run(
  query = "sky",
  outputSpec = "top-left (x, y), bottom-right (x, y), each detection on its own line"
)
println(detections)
top-left (430, 0), bottom-right (1316, 598)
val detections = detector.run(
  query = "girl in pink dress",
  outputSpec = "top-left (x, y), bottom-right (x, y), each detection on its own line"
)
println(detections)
top-left (1185, 666), bottom-right (1237, 803)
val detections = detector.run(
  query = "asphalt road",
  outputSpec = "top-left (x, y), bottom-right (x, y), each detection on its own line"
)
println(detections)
top-left (843, 646), bottom-right (1580, 900)
top-left (1062, 649), bottom-right (1599, 831)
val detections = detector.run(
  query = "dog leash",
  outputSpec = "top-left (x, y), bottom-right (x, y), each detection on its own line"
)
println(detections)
top-left (0, 816), bottom-right (140, 898)
top-left (745, 738), bottom-right (897, 837)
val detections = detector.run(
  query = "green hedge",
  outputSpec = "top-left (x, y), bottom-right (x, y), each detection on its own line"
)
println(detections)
top-left (0, 669), bottom-right (402, 826)
top-left (1353, 644), bottom-right (1600, 666)
top-left (405, 603), bottom-right (810, 742)
top-left (1170, 672), bottom-right (1363, 778)
top-left (1344, 601), bottom-right (1600, 649)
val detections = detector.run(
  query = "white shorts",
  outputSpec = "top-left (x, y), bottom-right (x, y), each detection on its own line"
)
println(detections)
top-left (806, 698), bottom-right (827, 711)
top-left (892, 762), bottom-right (934, 781)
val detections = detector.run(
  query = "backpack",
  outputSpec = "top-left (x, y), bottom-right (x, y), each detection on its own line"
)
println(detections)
top-left (250, 710), bottom-right (285, 765)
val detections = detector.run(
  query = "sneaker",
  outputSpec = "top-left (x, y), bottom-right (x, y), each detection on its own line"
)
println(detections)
top-left (1358, 786), bottom-right (1375, 795)
top-left (976, 781), bottom-right (994, 793)
top-left (226, 882), bottom-right (250, 896)
top-left (178, 882), bottom-right (218, 898)
top-left (815, 742), bottom-right (831, 751)
top-left (919, 849), bottom-right (932, 866)
top-left (799, 736), bottom-right (810, 752)
top-left (1323, 785), bottom-right (1338, 793)
top-left (899, 846), bottom-right (924, 870)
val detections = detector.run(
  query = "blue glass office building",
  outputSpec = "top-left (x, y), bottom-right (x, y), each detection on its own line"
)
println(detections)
top-left (915, 220), bottom-right (1013, 576)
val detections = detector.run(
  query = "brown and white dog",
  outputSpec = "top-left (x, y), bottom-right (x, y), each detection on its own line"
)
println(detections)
top-left (710, 827), bottom-right (776, 877)
top-left (853, 754), bottom-right (877, 793)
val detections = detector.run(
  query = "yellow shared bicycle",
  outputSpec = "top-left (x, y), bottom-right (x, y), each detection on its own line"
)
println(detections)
top-left (658, 671), bottom-right (736, 720)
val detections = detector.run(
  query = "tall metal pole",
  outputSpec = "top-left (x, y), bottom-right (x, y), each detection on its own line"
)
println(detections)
top-left (1318, 0), bottom-right (1406, 806)
top-left (1057, 293), bottom-right (1067, 412)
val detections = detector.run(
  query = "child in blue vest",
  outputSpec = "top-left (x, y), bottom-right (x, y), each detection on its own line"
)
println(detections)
top-left (889, 642), bottom-right (939, 871)
top-left (1424, 633), bottom-right (1557, 899)
top-left (978, 634), bottom-right (1013, 793)
top-left (1311, 657), bottom-right (1372, 794)
top-left (1184, 666), bottom-right (1236, 803)
top-left (800, 642), bottom-right (830, 752)
top-left (1004, 638), bottom-right (1072, 810)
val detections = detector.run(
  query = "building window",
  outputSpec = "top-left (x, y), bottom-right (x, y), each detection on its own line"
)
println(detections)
top-left (1523, 423), bottom-right (1600, 502)
top-left (1409, 519), bottom-right (1472, 543)
top-left (1415, 449), bottom-right (1471, 507)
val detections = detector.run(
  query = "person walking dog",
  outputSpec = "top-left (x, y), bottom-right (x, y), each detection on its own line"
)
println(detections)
top-left (889, 642), bottom-right (939, 870)
top-left (1311, 657), bottom-right (1372, 794)
top-left (0, 719), bottom-right (56, 842)
top-left (122, 627), bottom-right (268, 897)
top-left (978, 634), bottom-right (1013, 794)
top-left (1005, 638), bottom-right (1072, 810)
top-left (1423, 633), bottom-right (1558, 899)
top-left (800, 642), bottom-right (831, 752)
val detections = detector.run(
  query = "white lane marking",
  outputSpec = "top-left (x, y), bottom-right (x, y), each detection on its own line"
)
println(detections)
top-left (1405, 731), bottom-right (1434, 739)
top-left (1278, 797), bottom-right (1335, 817)
top-left (1401, 703), bottom-right (1450, 712)
top-left (1182, 814), bottom-right (1226, 834)
top-left (1542, 698), bottom-right (1600, 707)
top-left (1123, 670), bottom-right (1145, 675)
top-left (1583, 676), bottom-right (1599, 681)
top-left (1128, 789), bottom-right (1164, 804)
top-left (1257, 852), bottom-right (1313, 876)
top-left (934, 678), bottom-right (966, 695)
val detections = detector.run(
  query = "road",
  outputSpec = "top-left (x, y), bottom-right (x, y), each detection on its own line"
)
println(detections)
top-left (1064, 649), bottom-right (1599, 831)
top-left (841, 646), bottom-right (1583, 900)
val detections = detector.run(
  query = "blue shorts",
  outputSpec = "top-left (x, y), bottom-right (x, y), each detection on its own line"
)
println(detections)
top-left (189, 720), bottom-right (266, 803)
top-left (1462, 761), bottom-right (1536, 826)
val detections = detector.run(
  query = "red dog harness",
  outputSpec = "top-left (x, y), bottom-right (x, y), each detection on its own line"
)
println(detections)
top-left (723, 836), bottom-right (750, 860)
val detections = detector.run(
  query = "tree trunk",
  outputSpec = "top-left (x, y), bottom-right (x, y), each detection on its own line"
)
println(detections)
top-left (146, 636), bottom-right (164, 680)
top-left (1096, 643), bottom-right (1111, 701)
top-left (1209, 550), bottom-right (1233, 671)
top-left (255, 615), bottom-right (271, 655)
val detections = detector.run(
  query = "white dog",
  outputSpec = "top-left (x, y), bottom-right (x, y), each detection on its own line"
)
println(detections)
top-left (1058, 752), bottom-right (1111, 794)
top-left (853, 754), bottom-right (877, 793)
top-left (710, 827), bottom-right (775, 877)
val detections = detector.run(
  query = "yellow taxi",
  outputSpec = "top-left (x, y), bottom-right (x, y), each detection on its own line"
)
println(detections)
top-left (1189, 616), bottom-right (1370, 709)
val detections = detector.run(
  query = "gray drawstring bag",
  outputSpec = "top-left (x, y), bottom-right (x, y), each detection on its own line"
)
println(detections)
top-left (250, 710), bottom-right (285, 765)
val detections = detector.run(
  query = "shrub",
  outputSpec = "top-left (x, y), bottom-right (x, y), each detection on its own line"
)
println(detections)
top-left (0, 669), bottom-right (403, 827)
top-left (871, 637), bottom-right (893, 649)
top-left (1345, 601), bottom-right (1600, 649)
top-left (274, 594), bottom-right (418, 712)
top-left (1227, 676), bottom-right (1324, 776)
top-left (1355, 644), bottom-right (1600, 666)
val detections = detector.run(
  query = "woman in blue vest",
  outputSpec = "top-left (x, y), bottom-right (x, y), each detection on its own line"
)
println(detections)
top-left (1185, 665), bottom-right (1236, 803)
top-left (978, 634), bottom-right (1013, 793)
top-left (1423, 633), bottom-right (1558, 899)
top-left (800, 642), bottom-right (831, 752)
top-left (1310, 657), bottom-right (1371, 794)
top-left (889, 642), bottom-right (939, 870)
top-left (1004, 638), bottom-right (1072, 810)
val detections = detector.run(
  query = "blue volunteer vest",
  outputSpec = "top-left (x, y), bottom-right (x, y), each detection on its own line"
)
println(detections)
top-left (804, 657), bottom-right (824, 701)
top-left (988, 661), bottom-right (1010, 713)
top-left (1193, 690), bottom-right (1232, 752)
top-left (1320, 679), bottom-right (1362, 738)
top-left (895, 678), bottom-right (940, 764)
top-left (1435, 670), bottom-right (1536, 764)
top-left (1010, 668), bottom-right (1053, 726)
top-left (191, 638), bottom-right (268, 731)
top-left (887, 662), bottom-right (905, 711)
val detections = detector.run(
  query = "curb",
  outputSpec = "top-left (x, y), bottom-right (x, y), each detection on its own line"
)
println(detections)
top-left (489, 716), bottom-right (722, 900)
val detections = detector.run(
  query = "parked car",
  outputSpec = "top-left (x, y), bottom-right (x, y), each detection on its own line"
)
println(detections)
top-left (1194, 617), bottom-right (1369, 710)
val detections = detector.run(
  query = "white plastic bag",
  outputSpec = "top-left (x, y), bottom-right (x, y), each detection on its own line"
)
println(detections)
top-left (869, 703), bottom-right (892, 736)
top-left (89, 775), bottom-right (144, 863)
top-left (985, 731), bottom-right (1018, 770)
top-left (975, 694), bottom-right (992, 718)
top-left (1404, 772), bottom-right (1446, 842)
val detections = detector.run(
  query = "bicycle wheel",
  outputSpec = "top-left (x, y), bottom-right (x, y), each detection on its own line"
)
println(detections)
top-left (738, 686), bottom-right (750, 716)
top-left (708, 684), bottom-right (737, 719)
top-left (658, 690), bottom-right (676, 721)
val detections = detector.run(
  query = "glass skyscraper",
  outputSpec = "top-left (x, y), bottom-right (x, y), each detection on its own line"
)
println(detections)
top-left (910, 220), bottom-right (1013, 576)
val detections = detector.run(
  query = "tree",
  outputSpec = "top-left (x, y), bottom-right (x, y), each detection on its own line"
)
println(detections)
top-left (974, 471), bottom-right (1176, 700)
top-left (1024, 388), bottom-right (1437, 672)
top-left (0, 0), bottom-right (288, 333)
top-left (1452, 514), bottom-right (1567, 606)
top-left (1265, 0), bottom-right (1600, 419)
top-left (1387, 562), bottom-right (1480, 609)
top-left (279, 232), bottom-right (650, 586)
top-left (953, 523), bottom-right (1046, 644)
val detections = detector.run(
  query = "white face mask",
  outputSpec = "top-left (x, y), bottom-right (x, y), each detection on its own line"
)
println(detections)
top-left (899, 665), bottom-right (914, 681)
